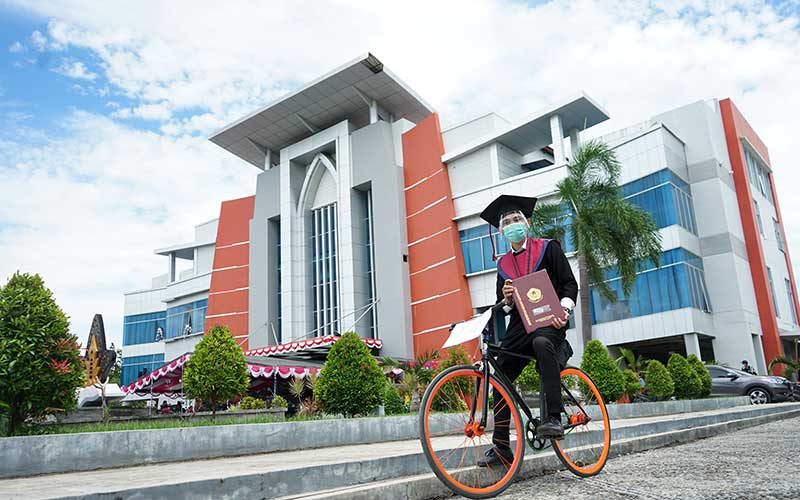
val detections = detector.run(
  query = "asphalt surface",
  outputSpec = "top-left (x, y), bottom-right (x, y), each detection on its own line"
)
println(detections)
top-left (480, 416), bottom-right (800, 500)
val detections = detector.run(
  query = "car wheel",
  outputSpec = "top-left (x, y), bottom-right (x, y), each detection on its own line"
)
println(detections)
top-left (748, 387), bottom-right (770, 405)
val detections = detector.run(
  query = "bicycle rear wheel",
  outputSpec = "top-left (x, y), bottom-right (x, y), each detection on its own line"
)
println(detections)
top-left (419, 365), bottom-right (524, 499)
top-left (552, 367), bottom-right (611, 477)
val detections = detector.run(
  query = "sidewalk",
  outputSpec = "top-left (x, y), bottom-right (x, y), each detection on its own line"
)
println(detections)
top-left (1, 402), bottom-right (798, 500)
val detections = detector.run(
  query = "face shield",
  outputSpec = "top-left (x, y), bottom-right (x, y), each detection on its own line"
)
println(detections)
top-left (499, 211), bottom-right (530, 231)
top-left (499, 210), bottom-right (530, 244)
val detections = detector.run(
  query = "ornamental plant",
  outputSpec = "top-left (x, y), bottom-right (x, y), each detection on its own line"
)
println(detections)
top-left (315, 331), bottom-right (385, 417)
top-left (0, 272), bottom-right (85, 435)
top-left (687, 354), bottom-right (712, 398)
top-left (516, 360), bottom-right (540, 393)
top-left (667, 353), bottom-right (702, 399)
top-left (183, 325), bottom-right (248, 419)
top-left (383, 381), bottom-right (407, 415)
top-left (271, 395), bottom-right (289, 409)
top-left (645, 360), bottom-right (674, 400)
top-left (622, 369), bottom-right (641, 400)
top-left (240, 396), bottom-right (266, 410)
top-left (431, 346), bottom-right (473, 412)
top-left (579, 340), bottom-right (625, 403)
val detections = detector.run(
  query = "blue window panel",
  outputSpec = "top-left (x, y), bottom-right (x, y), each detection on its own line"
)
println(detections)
top-left (165, 299), bottom-right (208, 339)
top-left (120, 353), bottom-right (165, 386)
top-left (123, 311), bottom-right (167, 346)
top-left (590, 248), bottom-right (710, 324)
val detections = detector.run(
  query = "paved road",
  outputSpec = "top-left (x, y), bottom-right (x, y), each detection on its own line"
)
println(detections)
top-left (476, 416), bottom-right (800, 500)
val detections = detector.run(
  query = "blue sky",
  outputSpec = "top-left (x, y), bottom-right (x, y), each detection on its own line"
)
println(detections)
top-left (1, 0), bottom-right (799, 350)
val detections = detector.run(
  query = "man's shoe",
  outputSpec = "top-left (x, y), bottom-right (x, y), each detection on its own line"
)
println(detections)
top-left (537, 416), bottom-right (564, 439)
top-left (477, 446), bottom-right (514, 467)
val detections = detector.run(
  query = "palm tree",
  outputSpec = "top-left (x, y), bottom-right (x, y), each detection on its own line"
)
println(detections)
top-left (614, 347), bottom-right (648, 375)
top-left (768, 356), bottom-right (799, 381)
top-left (531, 140), bottom-right (662, 346)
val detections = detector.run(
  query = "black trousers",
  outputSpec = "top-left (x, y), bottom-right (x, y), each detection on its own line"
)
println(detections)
top-left (492, 326), bottom-right (565, 451)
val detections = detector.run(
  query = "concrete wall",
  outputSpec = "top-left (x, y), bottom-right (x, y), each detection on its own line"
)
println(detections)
top-left (447, 145), bottom-right (493, 196)
top-left (351, 120), bottom-right (413, 359)
top-left (249, 166), bottom-right (282, 347)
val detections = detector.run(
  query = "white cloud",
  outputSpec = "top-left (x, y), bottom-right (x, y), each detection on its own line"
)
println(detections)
top-left (29, 29), bottom-right (47, 51)
top-left (53, 59), bottom-right (97, 80)
top-left (2, 0), bottom-right (800, 344)
top-left (8, 41), bottom-right (25, 53)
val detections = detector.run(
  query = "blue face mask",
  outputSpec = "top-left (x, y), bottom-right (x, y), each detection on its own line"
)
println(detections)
top-left (502, 222), bottom-right (528, 243)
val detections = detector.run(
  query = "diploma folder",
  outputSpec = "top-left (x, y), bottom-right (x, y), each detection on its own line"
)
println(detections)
top-left (510, 270), bottom-right (562, 334)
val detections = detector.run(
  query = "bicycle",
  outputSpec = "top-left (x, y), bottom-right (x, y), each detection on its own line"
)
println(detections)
top-left (419, 302), bottom-right (612, 499)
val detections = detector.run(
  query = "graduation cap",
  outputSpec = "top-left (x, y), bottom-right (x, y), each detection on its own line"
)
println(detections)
top-left (479, 194), bottom-right (538, 227)
top-left (479, 194), bottom-right (538, 262)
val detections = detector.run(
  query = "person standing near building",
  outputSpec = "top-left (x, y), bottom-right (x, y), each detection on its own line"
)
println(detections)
top-left (741, 360), bottom-right (757, 375)
top-left (476, 195), bottom-right (578, 468)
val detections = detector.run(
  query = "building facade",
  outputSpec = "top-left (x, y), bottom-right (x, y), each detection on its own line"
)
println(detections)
top-left (121, 54), bottom-right (797, 385)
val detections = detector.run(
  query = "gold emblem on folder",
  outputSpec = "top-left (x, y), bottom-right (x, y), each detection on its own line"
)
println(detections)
top-left (526, 287), bottom-right (542, 303)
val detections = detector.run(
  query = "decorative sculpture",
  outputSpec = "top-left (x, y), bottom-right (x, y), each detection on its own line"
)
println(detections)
top-left (83, 314), bottom-right (117, 387)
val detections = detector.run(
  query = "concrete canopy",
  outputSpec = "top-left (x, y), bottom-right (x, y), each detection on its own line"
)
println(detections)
top-left (442, 91), bottom-right (610, 163)
top-left (209, 53), bottom-right (435, 169)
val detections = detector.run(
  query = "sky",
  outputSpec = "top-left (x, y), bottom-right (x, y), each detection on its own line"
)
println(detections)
top-left (1, 0), bottom-right (799, 350)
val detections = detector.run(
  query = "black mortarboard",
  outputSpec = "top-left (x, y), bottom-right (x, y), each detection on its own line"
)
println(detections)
top-left (479, 194), bottom-right (538, 227)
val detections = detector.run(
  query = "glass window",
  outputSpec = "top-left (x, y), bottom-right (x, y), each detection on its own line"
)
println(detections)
top-left (773, 218), bottom-right (784, 252)
top-left (120, 354), bottom-right (165, 386)
top-left (623, 169), bottom-right (697, 235)
top-left (275, 220), bottom-right (282, 343)
top-left (707, 367), bottom-right (727, 378)
top-left (311, 203), bottom-right (339, 336)
top-left (767, 267), bottom-right (779, 318)
top-left (123, 311), bottom-right (167, 346)
top-left (165, 299), bottom-right (207, 339)
top-left (590, 248), bottom-right (711, 325)
top-left (785, 279), bottom-right (798, 326)
top-left (754, 200), bottom-right (763, 235)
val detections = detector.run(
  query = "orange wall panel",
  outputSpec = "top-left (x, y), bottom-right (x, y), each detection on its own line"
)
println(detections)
top-left (402, 114), bottom-right (475, 359)
top-left (212, 244), bottom-right (250, 270)
top-left (719, 99), bottom-right (784, 371)
top-left (206, 289), bottom-right (248, 315)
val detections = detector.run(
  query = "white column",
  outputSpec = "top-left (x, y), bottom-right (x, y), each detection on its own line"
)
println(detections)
top-left (684, 333), bottom-right (702, 360)
top-left (369, 100), bottom-right (379, 124)
top-left (168, 253), bottom-right (176, 283)
top-left (568, 127), bottom-right (580, 162)
top-left (549, 114), bottom-right (566, 165)
top-left (335, 135), bottom-right (358, 336)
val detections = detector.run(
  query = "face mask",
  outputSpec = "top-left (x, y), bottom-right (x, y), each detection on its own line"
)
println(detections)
top-left (502, 222), bottom-right (527, 243)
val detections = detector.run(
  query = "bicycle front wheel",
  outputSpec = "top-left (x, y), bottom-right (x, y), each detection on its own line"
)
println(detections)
top-left (552, 367), bottom-right (611, 477)
top-left (419, 365), bottom-right (524, 499)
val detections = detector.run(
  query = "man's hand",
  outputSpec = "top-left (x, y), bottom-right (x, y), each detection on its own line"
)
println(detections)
top-left (502, 279), bottom-right (514, 305)
top-left (551, 309), bottom-right (570, 329)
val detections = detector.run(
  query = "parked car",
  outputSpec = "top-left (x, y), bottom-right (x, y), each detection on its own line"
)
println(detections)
top-left (706, 365), bottom-right (792, 404)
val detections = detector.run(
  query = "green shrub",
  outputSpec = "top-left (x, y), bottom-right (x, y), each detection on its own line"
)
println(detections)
top-left (667, 353), bottom-right (702, 399)
top-left (271, 395), bottom-right (289, 409)
top-left (183, 325), bottom-right (249, 418)
top-left (240, 396), bottom-right (266, 410)
top-left (0, 272), bottom-right (85, 435)
top-left (645, 360), bottom-right (674, 400)
top-left (431, 346), bottom-right (473, 412)
top-left (516, 361), bottom-right (540, 393)
top-left (623, 369), bottom-right (641, 399)
top-left (383, 381), bottom-right (407, 415)
top-left (315, 332), bottom-right (385, 417)
top-left (686, 354), bottom-right (711, 398)
top-left (580, 340), bottom-right (625, 403)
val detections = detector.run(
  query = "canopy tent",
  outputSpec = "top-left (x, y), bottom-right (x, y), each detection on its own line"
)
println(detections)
top-left (122, 352), bottom-right (321, 395)
top-left (244, 335), bottom-right (382, 361)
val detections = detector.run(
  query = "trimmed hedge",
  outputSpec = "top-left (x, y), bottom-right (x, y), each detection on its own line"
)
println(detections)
top-left (667, 353), bottom-right (702, 399)
top-left (315, 332), bottom-right (385, 417)
top-left (516, 361), bottom-right (540, 393)
top-left (687, 354), bottom-right (712, 398)
top-left (645, 360), bottom-right (674, 400)
top-left (240, 396), bottom-right (266, 410)
top-left (271, 395), bottom-right (289, 409)
top-left (383, 382), bottom-right (407, 415)
top-left (622, 369), bottom-right (641, 399)
top-left (580, 340), bottom-right (625, 403)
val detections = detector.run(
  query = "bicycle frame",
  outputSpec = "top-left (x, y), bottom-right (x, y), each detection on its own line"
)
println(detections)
top-left (467, 303), bottom-right (592, 435)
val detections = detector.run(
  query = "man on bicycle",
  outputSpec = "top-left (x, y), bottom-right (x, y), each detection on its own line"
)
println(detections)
top-left (477, 194), bottom-right (578, 467)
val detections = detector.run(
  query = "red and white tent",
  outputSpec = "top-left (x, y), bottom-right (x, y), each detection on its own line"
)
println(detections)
top-left (244, 335), bottom-right (382, 360)
top-left (122, 352), bottom-right (320, 394)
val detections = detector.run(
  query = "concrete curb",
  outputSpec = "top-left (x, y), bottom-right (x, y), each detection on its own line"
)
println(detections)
top-left (290, 406), bottom-right (800, 500)
top-left (38, 403), bottom-right (800, 500)
top-left (0, 396), bottom-right (750, 478)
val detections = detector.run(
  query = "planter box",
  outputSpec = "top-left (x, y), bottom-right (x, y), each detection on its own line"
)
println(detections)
top-left (50, 408), bottom-right (286, 427)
